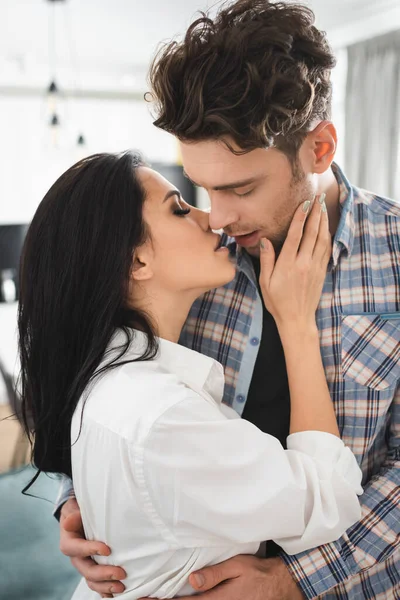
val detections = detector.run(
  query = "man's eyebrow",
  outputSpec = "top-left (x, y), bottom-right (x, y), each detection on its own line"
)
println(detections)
top-left (163, 189), bottom-right (181, 203)
top-left (183, 170), bottom-right (263, 191)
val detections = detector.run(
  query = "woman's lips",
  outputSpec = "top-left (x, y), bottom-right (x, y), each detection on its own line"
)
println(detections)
top-left (233, 231), bottom-right (260, 247)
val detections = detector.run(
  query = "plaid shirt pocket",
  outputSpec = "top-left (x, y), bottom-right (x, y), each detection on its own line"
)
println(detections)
top-left (341, 314), bottom-right (400, 391)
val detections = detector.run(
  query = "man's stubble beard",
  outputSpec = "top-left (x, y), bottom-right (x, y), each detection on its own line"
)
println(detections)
top-left (252, 169), bottom-right (314, 256)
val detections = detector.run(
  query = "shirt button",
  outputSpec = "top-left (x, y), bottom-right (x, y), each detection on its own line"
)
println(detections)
top-left (236, 394), bottom-right (246, 403)
top-left (250, 337), bottom-right (260, 346)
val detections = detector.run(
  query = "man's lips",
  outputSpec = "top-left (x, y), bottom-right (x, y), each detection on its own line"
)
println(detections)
top-left (233, 231), bottom-right (260, 248)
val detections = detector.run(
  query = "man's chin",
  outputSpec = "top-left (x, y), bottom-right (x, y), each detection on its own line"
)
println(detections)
top-left (245, 245), bottom-right (261, 258)
top-left (245, 239), bottom-right (284, 258)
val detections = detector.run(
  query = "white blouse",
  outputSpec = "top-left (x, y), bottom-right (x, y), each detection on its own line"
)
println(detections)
top-left (71, 329), bottom-right (362, 600)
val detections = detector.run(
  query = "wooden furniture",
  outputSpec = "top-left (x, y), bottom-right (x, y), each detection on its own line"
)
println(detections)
top-left (0, 303), bottom-right (30, 471)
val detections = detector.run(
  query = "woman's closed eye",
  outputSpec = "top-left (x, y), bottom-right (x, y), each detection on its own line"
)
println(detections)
top-left (173, 206), bottom-right (191, 216)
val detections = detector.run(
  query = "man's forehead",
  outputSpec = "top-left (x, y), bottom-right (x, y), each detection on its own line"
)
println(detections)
top-left (179, 140), bottom-right (276, 187)
top-left (180, 138), bottom-right (242, 164)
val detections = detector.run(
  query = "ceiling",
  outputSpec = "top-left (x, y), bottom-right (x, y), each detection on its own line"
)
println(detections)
top-left (0, 0), bottom-right (213, 75)
top-left (0, 0), bottom-right (399, 92)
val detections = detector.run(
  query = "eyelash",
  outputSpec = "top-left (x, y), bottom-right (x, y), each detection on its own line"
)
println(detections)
top-left (173, 207), bottom-right (191, 216)
top-left (236, 189), bottom-right (254, 198)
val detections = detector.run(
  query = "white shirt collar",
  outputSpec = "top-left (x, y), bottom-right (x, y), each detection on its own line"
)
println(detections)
top-left (107, 328), bottom-right (224, 403)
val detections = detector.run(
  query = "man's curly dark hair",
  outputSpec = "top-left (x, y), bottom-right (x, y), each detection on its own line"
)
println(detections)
top-left (148, 0), bottom-right (336, 159)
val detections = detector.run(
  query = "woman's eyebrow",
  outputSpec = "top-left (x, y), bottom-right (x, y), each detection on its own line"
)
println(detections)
top-left (163, 189), bottom-right (181, 203)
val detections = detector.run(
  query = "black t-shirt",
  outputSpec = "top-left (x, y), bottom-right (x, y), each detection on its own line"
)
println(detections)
top-left (242, 256), bottom-right (291, 448)
top-left (241, 255), bottom-right (291, 558)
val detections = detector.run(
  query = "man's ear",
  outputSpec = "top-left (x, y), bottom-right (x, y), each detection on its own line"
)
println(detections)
top-left (130, 250), bottom-right (153, 282)
top-left (308, 121), bottom-right (337, 174)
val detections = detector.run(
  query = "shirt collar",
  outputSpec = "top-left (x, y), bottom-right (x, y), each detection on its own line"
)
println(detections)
top-left (330, 162), bottom-right (356, 267)
top-left (220, 233), bottom-right (258, 286)
top-left (107, 328), bottom-right (224, 401)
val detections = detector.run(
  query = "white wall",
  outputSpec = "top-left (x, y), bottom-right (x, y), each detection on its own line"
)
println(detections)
top-left (0, 94), bottom-right (178, 224)
top-left (331, 48), bottom-right (348, 168)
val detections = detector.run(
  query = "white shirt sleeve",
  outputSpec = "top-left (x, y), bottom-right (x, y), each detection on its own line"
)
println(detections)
top-left (140, 392), bottom-right (363, 555)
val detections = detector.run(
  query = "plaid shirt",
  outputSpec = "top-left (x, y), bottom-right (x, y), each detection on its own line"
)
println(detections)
top-left (179, 164), bottom-right (400, 599)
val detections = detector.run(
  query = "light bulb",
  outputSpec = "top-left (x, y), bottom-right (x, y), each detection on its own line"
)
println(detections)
top-left (47, 80), bottom-right (59, 113)
top-left (49, 113), bottom-right (60, 148)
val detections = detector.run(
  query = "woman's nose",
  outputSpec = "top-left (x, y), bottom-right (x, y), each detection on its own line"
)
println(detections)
top-left (194, 206), bottom-right (212, 232)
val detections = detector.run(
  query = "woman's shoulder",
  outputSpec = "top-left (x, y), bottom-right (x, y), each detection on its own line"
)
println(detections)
top-left (76, 359), bottom-right (202, 442)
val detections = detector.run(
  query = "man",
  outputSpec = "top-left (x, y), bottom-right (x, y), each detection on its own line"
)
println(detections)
top-left (57, 1), bottom-right (400, 598)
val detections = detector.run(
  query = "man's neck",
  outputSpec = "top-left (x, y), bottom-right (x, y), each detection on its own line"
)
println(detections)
top-left (319, 167), bottom-right (341, 237)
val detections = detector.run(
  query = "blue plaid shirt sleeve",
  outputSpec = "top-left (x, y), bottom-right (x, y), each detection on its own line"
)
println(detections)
top-left (281, 382), bottom-right (400, 599)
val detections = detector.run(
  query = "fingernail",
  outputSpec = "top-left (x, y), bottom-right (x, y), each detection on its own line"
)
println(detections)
top-left (318, 192), bottom-right (326, 205)
top-left (194, 573), bottom-right (205, 588)
top-left (302, 200), bottom-right (311, 213)
top-left (322, 201), bottom-right (327, 213)
top-left (260, 238), bottom-right (267, 250)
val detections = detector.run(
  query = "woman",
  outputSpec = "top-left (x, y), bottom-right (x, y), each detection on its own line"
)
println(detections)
top-left (18, 151), bottom-right (362, 599)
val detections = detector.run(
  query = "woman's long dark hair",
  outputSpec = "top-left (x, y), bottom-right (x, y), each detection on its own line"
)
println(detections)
top-left (18, 151), bottom-right (158, 486)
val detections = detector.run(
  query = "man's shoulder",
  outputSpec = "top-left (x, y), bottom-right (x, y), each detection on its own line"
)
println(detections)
top-left (353, 185), bottom-right (400, 221)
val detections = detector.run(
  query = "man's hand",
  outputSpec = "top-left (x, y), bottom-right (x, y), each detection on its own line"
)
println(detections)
top-left (59, 497), bottom-right (127, 599)
top-left (140, 555), bottom-right (305, 600)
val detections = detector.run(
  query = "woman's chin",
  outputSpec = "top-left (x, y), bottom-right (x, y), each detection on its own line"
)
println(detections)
top-left (188, 256), bottom-right (236, 300)
top-left (207, 261), bottom-right (237, 291)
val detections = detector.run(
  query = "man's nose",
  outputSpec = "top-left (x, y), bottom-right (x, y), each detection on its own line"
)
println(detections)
top-left (208, 199), bottom-right (238, 232)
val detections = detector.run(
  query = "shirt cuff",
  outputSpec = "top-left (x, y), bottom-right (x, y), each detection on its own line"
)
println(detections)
top-left (280, 540), bottom-right (353, 599)
top-left (287, 431), bottom-right (345, 459)
top-left (286, 431), bottom-right (363, 495)
top-left (53, 476), bottom-right (75, 521)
